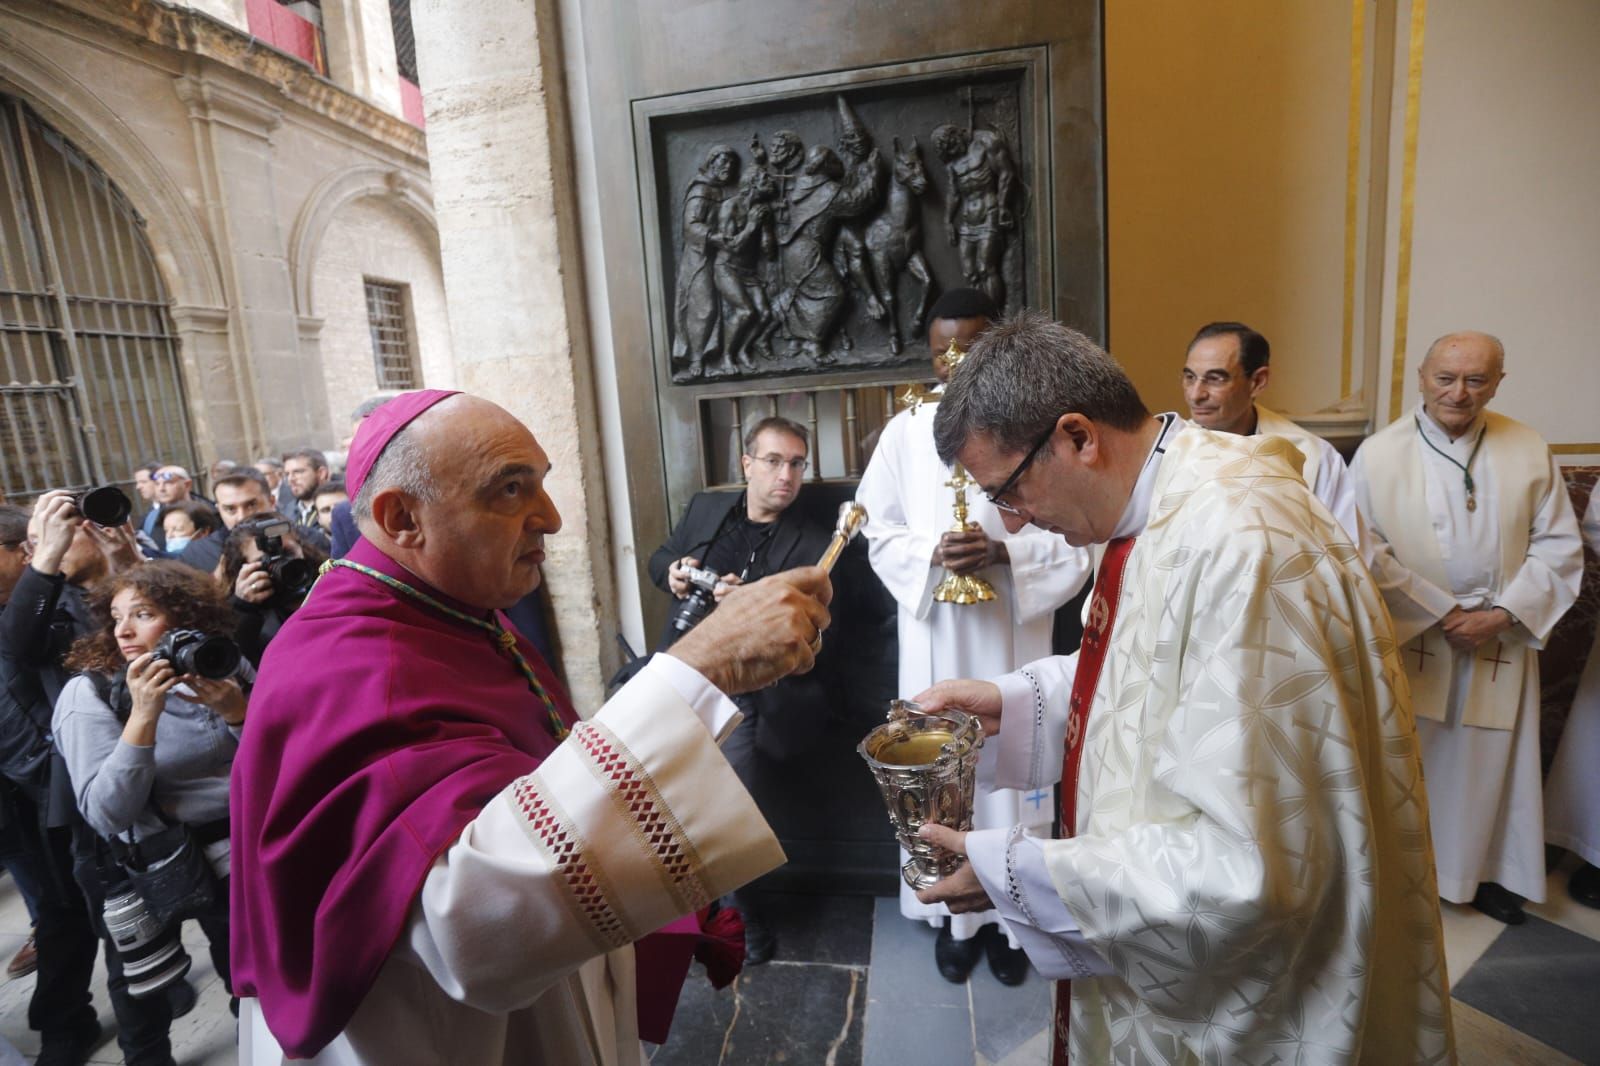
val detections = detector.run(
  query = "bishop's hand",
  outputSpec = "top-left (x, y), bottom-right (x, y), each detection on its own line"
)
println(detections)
top-left (669, 566), bottom-right (833, 696)
top-left (913, 824), bottom-right (992, 913)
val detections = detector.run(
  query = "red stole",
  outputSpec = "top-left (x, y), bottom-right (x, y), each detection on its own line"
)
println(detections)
top-left (1051, 536), bottom-right (1135, 1066)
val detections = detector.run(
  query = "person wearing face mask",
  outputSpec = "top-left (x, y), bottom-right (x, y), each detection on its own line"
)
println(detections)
top-left (158, 501), bottom-right (220, 560)
top-left (1352, 331), bottom-right (1583, 925)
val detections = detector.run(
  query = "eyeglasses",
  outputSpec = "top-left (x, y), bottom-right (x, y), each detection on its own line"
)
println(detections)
top-left (748, 455), bottom-right (809, 473)
top-left (1181, 369), bottom-right (1236, 387)
top-left (152, 472), bottom-right (187, 483)
top-left (983, 424), bottom-right (1057, 516)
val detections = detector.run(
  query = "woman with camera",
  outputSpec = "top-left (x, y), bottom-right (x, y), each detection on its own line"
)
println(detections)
top-left (220, 513), bottom-right (327, 666)
top-left (53, 561), bottom-right (247, 1031)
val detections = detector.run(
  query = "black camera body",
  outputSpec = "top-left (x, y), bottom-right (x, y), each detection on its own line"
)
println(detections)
top-left (152, 628), bottom-right (241, 680)
top-left (72, 484), bottom-right (132, 527)
top-left (253, 519), bottom-right (316, 600)
top-left (669, 566), bottom-right (722, 635)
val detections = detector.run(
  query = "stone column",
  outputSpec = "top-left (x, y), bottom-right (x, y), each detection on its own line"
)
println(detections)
top-left (175, 71), bottom-right (334, 455)
top-left (410, 0), bottom-right (618, 711)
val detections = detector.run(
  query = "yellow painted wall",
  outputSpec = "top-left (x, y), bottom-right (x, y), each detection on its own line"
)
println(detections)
top-left (1105, 1), bottom-right (1354, 418)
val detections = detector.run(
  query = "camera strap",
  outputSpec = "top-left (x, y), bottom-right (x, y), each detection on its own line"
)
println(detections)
top-left (322, 559), bottom-right (570, 741)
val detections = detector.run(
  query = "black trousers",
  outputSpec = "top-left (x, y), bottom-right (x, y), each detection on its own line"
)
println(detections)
top-left (0, 798), bottom-right (98, 1041)
top-left (720, 716), bottom-right (775, 932)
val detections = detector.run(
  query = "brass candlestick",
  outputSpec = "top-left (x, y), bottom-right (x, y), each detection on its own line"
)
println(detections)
top-left (932, 465), bottom-right (997, 605)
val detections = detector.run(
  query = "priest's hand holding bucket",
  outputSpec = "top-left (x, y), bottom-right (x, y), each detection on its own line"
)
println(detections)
top-left (914, 825), bottom-right (993, 914)
top-left (913, 678), bottom-right (1004, 737)
top-left (667, 566), bottom-right (832, 696)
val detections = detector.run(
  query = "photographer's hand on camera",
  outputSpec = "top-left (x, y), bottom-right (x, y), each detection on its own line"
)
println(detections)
top-left (29, 490), bottom-right (83, 575)
top-left (667, 556), bottom-right (701, 598)
top-left (123, 650), bottom-right (182, 745)
top-left (712, 573), bottom-right (742, 602)
top-left (668, 565), bottom-right (832, 696)
top-left (84, 520), bottom-right (143, 574)
top-left (184, 675), bottom-right (247, 726)
top-left (234, 560), bottom-right (275, 607)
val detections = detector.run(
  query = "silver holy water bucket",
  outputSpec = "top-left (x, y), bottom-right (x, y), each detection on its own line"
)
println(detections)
top-left (858, 700), bottom-right (984, 891)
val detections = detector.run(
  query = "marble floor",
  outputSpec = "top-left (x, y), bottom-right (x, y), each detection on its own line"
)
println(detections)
top-left (0, 860), bottom-right (1592, 1063)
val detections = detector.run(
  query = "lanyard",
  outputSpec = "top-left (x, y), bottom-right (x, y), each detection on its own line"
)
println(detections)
top-left (1415, 416), bottom-right (1487, 512)
top-left (321, 559), bottom-right (569, 741)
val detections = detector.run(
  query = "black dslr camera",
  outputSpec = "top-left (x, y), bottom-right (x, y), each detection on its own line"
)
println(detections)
top-left (152, 628), bottom-right (242, 680)
top-left (71, 485), bottom-right (132, 527)
top-left (669, 565), bottom-right (722, 635)
top-left (253, 519), bottom-right (316, 601)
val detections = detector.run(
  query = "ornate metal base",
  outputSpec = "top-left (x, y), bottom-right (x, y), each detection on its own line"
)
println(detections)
top-left (933, 572), bottom-right (996, 604)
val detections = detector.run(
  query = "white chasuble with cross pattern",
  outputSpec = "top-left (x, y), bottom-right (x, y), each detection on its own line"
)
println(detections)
top-left (857, 402), bottom-right (1091, 938)
top-left (1040, 429), bottom-right (1454, 1065)
top-left (1352, 408), bottom-right (1582, 903)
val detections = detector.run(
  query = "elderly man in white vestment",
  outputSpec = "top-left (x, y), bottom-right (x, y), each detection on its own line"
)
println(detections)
top-left (858, 287), bottom-right (1091, 984)
top-left (1544, 487), bottom-right (1600, 907)
top-left (1182, 321), bottom-right (1371, 552)
top-left (913, 312), bottom-right (1454, 1065)
top-left (1351, 331), bottom-right (1582, 925)
top-left (232, 392), bottom-right (833, 1066)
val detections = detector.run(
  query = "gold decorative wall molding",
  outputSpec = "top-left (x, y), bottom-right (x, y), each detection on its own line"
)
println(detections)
top-left (1340, 0), bottom-right (1365, 400)
top-left (1387, 0), bottom-right (1428, 423)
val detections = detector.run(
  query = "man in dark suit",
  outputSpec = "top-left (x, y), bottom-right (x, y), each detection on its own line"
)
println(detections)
top-left (647, 415), bottom-right (838, 964)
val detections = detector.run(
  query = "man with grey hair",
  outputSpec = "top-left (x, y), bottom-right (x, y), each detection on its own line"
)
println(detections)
top-left (1352, 330), bottom-right (1582, 925)
top-left (912, 311), bottom-right (1453, 1062)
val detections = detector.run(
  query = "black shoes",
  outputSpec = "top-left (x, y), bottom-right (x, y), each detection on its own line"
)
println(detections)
top-left (984, 927), bottom-right (1029, 986)
top-left (1470, 881), bottom-right (1527, 925)
top-left (935, 921), bottom-right (982, 983)
top-left (36, 1020), bottom-right (103, 1066)
top-left (1570, 863), bottom-right (1600, 909)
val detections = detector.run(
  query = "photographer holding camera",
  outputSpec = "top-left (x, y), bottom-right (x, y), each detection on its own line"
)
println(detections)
top-left (0, 489), bottom-right (198, 1066)
top-left (646, 416), bottom-right (840, 964)
top-left (54, 562), bottom-right (246, 1034)
top-left (221, 515), bottom-right (328, 666)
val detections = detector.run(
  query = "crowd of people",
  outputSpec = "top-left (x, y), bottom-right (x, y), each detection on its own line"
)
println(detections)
top-left (0, 422), bottom-right (367, 1065)
top-left (0, 303), bottom-right (1591, 1066)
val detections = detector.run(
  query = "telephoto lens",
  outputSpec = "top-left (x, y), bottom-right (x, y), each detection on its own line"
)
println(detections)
top-left (102, 888), bottom-right (192, 998)
top-left (152, 628), bottom-right (242, 679)
top-left (74, 484), bottom-right (132, 527)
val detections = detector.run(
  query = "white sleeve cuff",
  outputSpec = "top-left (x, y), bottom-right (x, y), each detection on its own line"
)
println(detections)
top-left (967, 827), bottom-right (1112, 981)
top-left (647, 653), bottom-right (744, 743)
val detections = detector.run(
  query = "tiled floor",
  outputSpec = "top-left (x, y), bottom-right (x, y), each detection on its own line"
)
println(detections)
top-left (0, 862), bottom-right (1594, 1064)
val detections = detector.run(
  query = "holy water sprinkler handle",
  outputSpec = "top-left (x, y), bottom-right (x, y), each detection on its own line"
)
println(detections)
top-left (818, 502), bottom-right (867, 573)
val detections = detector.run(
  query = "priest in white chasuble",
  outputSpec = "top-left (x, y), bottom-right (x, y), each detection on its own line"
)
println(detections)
top-left (233, 392), bottom-right (834, 1066)
top-left (1351, 331), bottom-right (1582, 924)
top-left (857, 288), bottom-right (1091, 984)
top-left (911, 312), bottom-right (1453, 1065)
top-left (1181, 321), bottom-right (1371, 555)
top-left (1544, 487), bottom-right (1600, 907)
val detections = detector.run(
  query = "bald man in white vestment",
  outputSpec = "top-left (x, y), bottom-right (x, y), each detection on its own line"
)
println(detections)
top-left (914, 313), bottom-right (1453, 1065)
top-left (1543, 488), bottom-right (1600, 907)
top-left (1352, 331), bottom-right (1583, 924)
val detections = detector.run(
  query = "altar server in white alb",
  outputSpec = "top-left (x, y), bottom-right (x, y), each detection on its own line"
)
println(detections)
top-left (1542, 486), bottom-right (1600, 908)
top-left (856, 289), bottom-right (1091, 985)
top-left (1351, 331), bottom-right (1582, 925)
top-left (1181, 321), bottom-right (1371, 554)
top-left (913, 312), bottom-right (1453, 1064)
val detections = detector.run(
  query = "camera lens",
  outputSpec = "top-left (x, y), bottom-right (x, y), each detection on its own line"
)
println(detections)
top-left (267, 555), bottom-right (316, 598)
top-left (77, 485), bottom-right (132, 527)
top-left (670, 586), bottom-right (718, 634)
top-left (103, 888), bottom-right (192, 999)
top-left (155, 629), bottom-right (242, 680)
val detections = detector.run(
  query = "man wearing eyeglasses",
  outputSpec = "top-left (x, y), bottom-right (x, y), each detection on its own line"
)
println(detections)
top-left (646, 415), bottom-right (841, 965)
top-left (912, 311), bottom-right (1454, 1063)
top-left (857, 288), bottom-right (1091, 987)
top-left (146, 465), bottom-right (195, 552)
top-left (1182, 322), bottom-right (1371, 552)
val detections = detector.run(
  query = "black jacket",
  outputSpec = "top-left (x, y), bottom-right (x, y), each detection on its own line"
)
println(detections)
top-left (647, 490), bottom-right (841, 761)
top-left (0, 567), bottom-right (96, 826)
